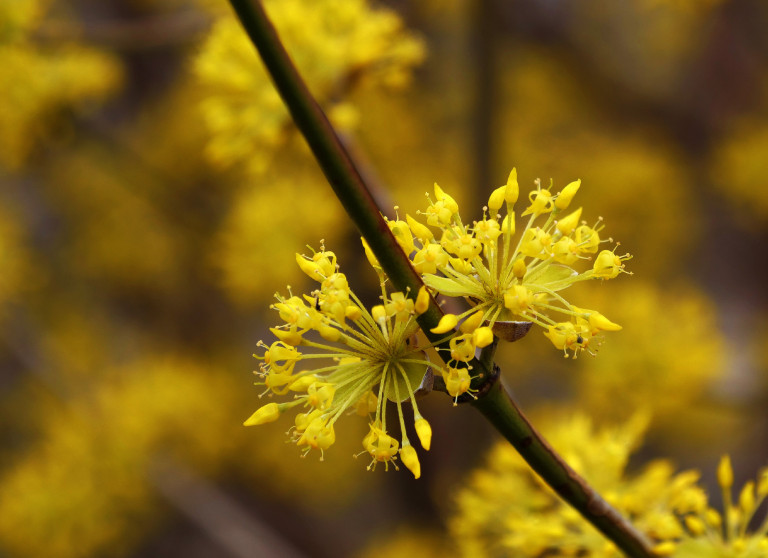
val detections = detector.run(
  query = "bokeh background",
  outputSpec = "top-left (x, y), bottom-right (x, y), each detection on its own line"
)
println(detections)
top-left (1, 0), bottom-right (767, 556)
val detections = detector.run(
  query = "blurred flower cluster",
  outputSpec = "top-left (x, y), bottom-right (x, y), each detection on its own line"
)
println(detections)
top-left (195, 0), bottom-right (425, 173)
top-left (451, 413), bottom-right (768, 557)
top-left (0, 0), bottom-right (121, 170)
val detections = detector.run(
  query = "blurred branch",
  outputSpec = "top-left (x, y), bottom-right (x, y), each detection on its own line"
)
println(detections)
top-left (32, 11), bottom-right (210, 51)
top-left (471, 0), bottom-right (497, 213)
top-left (151, 457), bottom-right (307, 558)
top-left (225, 1), bottom-right (658, 556)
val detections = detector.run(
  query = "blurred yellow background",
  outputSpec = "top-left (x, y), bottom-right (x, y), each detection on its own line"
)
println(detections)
top-left (1, 0), bottom-right (767, 556)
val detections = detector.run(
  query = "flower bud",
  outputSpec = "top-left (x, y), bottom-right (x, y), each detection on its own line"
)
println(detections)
top-left (296, 253), bottom-right (323, 281)
top-left (505, 168), bottom-right (519, 204)
top-left (460, 310), bottom-right (485, 333)
top-left (488, 185), bottom-right (506, 213)
top-left (718, 455), bottom-right (734, 489)
top-left (431, 313), bottom-right (458, 334)
top-left (244, 403), bottom-right (281, 426)
top-left (473, 326), bottom-right (494, 348)
top-left (406, 214), bottom-right (434, 242)
top-left (555, 179), bottom-right (581, 210)
top-left (414, 418), bottom-right (432, 450)
top-left (556, 207), bottom-right (582, 235)
top-left (400, 444), bottom-right (421, 479)
top-left (434, 183), bottom-right (459, 214)
top-left (415, 286), bottom-right (430, 315)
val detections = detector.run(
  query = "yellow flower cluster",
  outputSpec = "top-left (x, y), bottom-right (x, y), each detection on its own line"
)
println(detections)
top-left (666, 455), bottom-right (768, 557)
top-left (0, 0), bottom-right (121, 170)
top-left (451, 413), bottom-right (768, 557)
top-left (195, 0), bottom-right (425, 173)
top-left (245, 247), bottom-right (434, 478)
top-left (401, 169), bottom-right (630, 358)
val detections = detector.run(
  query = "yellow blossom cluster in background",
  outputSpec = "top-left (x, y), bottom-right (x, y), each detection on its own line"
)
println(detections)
top-left (711, 111), bottom-right (768, 222)
top-left (0, 0), bottom-right (121, 170)
top-left (571, 281), bottom-right (725, 422)
top-left (451, 413), bottom-right (768, 557)
top-left (195, 0), bottom-right (424, 173)
top-left (209, 154), bottom-right (347, 305)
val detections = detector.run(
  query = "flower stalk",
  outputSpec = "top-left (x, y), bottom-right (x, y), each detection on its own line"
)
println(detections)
top-left (227, 0), bottom-right (658, 555)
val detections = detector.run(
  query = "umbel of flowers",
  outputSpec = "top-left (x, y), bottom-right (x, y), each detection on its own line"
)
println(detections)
top-left (244, 247), bottom-right (435, 478)
top-left (245, 168), bottom-right (632, 478)
top-left (397, 169), bottom-right (631, 358)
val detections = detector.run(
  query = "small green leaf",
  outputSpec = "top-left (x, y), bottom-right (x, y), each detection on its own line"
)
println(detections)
top-left (387, 360), bottom-right (430, 402)
top-left (422, 274), bottom-right (474, 297)
top-left (526, 264), bottom-right (577, 292)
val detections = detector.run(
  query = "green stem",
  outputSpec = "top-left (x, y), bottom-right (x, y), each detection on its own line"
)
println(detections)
top-left (472, 375), bottom-right (657, 557)
top-left (226, 0), bottom-right (443, 340)
top-left (226, 2), bottom-right (657, 556)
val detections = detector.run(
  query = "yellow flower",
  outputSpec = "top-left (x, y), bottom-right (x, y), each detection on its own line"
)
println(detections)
top-left (407, 170), bottom-right (630, 357)
top-left (246, 246), bottom-right (436, 477)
